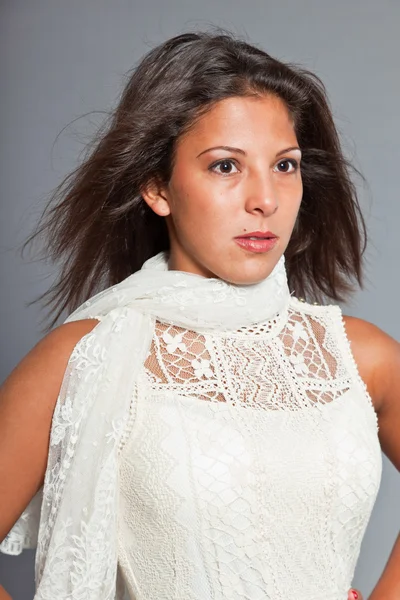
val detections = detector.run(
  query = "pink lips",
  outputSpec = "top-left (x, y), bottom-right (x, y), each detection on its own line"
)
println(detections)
top-left (234, 231), bottom-right (278, 253)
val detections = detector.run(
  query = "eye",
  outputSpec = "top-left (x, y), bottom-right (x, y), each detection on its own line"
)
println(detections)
top-left (274, 159), bottom-right (299, 173)
top-left (209, 159), bottom-right (240, 176)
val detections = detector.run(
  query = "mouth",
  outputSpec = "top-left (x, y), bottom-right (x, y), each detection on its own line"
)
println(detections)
top-left (236, 230), bottom-right (277, 239)
top-left (234, 231), bottom-right (278, 253)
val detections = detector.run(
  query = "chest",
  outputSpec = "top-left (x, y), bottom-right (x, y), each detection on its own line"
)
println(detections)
top-left (143, 315), bottom-right (359, 411)
top-left (119, 375), bottom-right (382, 553)
top-left (116, 306), bottom-right (383, 599)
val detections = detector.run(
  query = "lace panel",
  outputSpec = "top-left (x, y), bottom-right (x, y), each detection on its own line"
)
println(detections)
top-left (118, 301), bottom-right (382, 599)
top-left (143, 306), bottom-right (352, 411)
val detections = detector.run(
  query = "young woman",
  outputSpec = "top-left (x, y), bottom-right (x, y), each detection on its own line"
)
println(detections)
top-left (0, 31), bottom-right (399, 600)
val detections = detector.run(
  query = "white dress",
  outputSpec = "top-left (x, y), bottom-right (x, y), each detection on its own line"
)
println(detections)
top-left (1, 254), bottom-right (382, 599)
top-left (116, 297), bottom-right (382, 600)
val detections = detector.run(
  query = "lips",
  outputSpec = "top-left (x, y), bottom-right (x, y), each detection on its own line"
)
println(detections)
top-left (235, 230), bottom-right (276, 239)
top-left (234, 231), bottom-right (278, 253)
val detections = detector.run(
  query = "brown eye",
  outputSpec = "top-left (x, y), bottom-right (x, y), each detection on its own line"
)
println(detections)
top-left (209, 159), bottom-right (239, 175)
top-left (274, 159), bottom-right (298, 173)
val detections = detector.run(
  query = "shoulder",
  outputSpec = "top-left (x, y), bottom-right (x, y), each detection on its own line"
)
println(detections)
top-left (43, 318), bottom-right (100, 345)
top-left (1, 318), bottom-right (101, 424)
top-left (1, 319), bottom-right (100, 405)
top-left (342, 315), bottom-right (400, 470)
top-left (30, 319), bottom-right (100, 369)
top-left (0, 318), bottom-right (100, 540)
top-left (43, 318), bottom-right (100, 351)
top-left (290, 297), bottom-right (398, 413)
top-left (290, 298), bottom-right (400, 467)
top-left (341, 315), bottom-right (400, 412)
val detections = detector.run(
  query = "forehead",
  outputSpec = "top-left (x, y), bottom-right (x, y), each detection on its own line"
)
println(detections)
top-left (178, 95), bottom-right (297, 152)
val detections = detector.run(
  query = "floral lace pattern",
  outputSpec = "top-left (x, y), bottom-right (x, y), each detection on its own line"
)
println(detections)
top-left (117, 299), bottom-right (382, 599)
top-left (0, 252), bottom-right (381, 600)
top-left (7, 307), bottom-right (154, 600)
top-left (143, 302), bottom-right (355, 410)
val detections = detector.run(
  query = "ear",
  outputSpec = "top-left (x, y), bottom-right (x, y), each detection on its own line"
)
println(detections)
top-left (141, 179), bottom-right (171, 217)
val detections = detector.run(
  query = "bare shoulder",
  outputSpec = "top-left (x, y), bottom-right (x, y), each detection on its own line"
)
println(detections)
top-left (21, 318), bottom-right (100, 373)
top-left (342, 315), bottom-right (399, 410)
top-left (1, 318), bottom-right (101, 404)
top-left (0, 318), bottom-right (99, 541)
top-left (342, 315), bottom-right (400, 470)
top-left (1, 317), bottom-right (100, 406)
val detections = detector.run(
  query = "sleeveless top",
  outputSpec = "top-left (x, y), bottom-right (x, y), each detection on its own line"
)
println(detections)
top-left (116, 296), bottom-right (382, 600)
top-left (0, 254), bottom-right (382, 600)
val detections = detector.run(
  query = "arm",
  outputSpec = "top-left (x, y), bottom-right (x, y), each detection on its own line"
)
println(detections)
top-left (369, 534), bottom-right (400, 600)
top-left (0, 587), bottom-right (12, 600)
top-left (343, 316), bottom-right (400, 599)
top-left (0, 319), bottom-right (99, 543)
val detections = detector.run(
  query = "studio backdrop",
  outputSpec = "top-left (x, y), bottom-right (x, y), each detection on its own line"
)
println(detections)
top-left (1, 1), bottom-right (399, 598)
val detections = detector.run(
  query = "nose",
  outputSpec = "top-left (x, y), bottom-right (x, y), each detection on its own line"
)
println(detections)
top-left (244, 171), bottom-right (278, 216)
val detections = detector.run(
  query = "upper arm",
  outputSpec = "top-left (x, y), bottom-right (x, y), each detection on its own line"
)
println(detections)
top-left (343, 315), bottom-right (400, 472)
top-left (0, 318), bottom-right (99, 542)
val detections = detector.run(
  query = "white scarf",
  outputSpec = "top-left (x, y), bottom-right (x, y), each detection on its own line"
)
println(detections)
top-left (2, 252), bottom-right (291, 599)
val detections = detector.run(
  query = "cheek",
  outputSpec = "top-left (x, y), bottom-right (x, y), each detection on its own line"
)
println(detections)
top-left (169, 170), bottom-right (205, 214)
top-left (280, 196), bottom-right (302, 238)
top-left (170, 178), bottom-right (228, 231)
top-left (284, 183), bottom-right (303, 222)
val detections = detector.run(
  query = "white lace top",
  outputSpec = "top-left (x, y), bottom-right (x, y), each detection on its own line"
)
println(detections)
top-left (1, 254), bottom-right (382, 600)
top-left (116, 297), bottom-right (382, 600)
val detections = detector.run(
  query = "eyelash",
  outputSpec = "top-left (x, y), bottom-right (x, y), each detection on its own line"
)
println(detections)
top-left (209, 158), bottom-right (300, 176)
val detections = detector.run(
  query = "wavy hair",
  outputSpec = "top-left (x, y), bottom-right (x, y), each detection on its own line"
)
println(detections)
top-left (25, 30), bottom-right (367, 326)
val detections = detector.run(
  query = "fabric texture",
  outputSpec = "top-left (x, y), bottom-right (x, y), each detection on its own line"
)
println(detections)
top-left (117, 301), bottom-right (382, 600)
top-left (0, 252), bottom-right (382, 598)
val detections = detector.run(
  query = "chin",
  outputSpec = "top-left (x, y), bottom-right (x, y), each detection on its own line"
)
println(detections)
top-left (219, 244), bottom-right (285, 285)
top-left (181, 244), bottom-right (284, 284)
top-left (213, 262), bottom-right (278, 286)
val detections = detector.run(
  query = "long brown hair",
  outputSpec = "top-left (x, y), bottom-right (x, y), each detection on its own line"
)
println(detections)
top-left (25, 30), bottom-right (367, 327)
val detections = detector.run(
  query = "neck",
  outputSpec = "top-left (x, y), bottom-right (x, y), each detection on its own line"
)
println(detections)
top-left (135, 251), bottom-right (291, 330)
top-left (66, 252), bottom-right (291, 332)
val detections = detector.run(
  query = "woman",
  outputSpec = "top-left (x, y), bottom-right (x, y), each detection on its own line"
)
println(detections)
top-left (0, 30), bottom-right (399, 600)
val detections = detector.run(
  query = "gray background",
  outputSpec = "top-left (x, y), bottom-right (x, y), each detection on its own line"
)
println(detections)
top-left (1, 1), bottom-right (399, 598)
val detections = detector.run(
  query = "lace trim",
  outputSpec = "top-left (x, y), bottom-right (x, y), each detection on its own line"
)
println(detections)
top-left (140, 302), bottom-right (357, 413)
top-left (118, 384), bottom-right (139, 455)
top-left (117, 300), bottom-right (382, 599)
top-left (289, 298), bottom-right (379, 431)
top-left (333, 306), bottom-right (380, 433)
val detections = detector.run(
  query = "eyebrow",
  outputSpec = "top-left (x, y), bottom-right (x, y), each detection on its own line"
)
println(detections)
top-left (196, 145), bottom-right (302, 158)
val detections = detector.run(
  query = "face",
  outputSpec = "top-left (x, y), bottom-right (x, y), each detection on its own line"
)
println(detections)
top-left (142, 94), bottom-right (303, 284)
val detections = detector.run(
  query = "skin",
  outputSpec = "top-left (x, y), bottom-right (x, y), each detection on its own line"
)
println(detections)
top-left (1, 95), bottom-right (399, 599)
top-left (144, 94), bottom-right (303, 284)
top-left (142, 94), bottom-right (400, 599)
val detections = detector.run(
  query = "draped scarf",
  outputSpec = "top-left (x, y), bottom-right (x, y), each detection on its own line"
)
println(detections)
top-left (1, 252), bottom-right (291, 599)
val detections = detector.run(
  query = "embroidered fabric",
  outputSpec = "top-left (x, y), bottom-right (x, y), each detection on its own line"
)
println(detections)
top-left (0, 252), bottom-right (382, 599)
top-left (1, 252), bottom-right (289, 598)
top-left (117, 299), bottom-right (382, 599)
